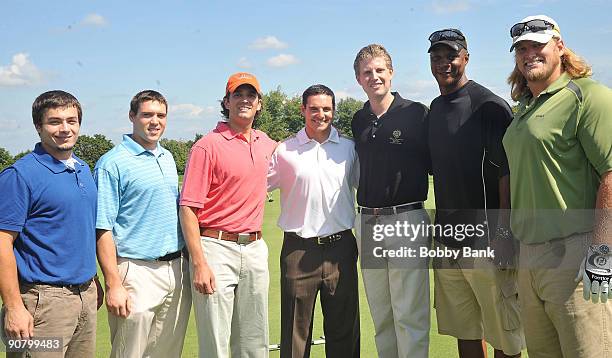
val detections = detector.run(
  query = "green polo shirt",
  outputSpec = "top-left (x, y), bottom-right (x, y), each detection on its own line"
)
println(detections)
top-left (503, 72), bottom-right (612, 244)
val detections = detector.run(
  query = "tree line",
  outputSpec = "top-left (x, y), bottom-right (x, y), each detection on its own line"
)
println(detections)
top-left (0, 89), bottom-right (364, 174)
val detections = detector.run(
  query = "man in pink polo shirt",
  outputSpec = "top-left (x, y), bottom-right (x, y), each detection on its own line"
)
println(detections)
top-left (179, 72), bottom-right (276, 358)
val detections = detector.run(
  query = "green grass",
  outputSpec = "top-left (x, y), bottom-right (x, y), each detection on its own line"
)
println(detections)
top-left (3, 177), bottom-right (528, 357)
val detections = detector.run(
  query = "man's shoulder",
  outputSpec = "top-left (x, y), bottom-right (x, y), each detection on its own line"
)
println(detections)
top-left (393, 94), bottom-right (428, 114)
top-left (572, 77), bottom-right (612, 100)
top-left (337, 133), bottom-right (355, 146)
top-left (95, 144), bottom-right (127, 171)
top-left (465, 81), bottom-right (510, 113)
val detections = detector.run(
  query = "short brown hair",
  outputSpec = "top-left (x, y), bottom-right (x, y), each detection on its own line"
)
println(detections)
top-left (129, 90), bottom-right (168, 115)
top-left (32, 90), bottom-right (82, 128)
top-left (353, 44), bottom-right (393, 76)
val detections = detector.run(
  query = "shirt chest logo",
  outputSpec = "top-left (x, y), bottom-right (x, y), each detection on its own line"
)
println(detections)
top-left (389, 130), bottom-right (403, 145)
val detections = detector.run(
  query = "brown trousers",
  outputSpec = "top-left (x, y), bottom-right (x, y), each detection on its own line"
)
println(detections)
top-left (2, 280), bottom-right (97, 358)
top-left (280, 230), bottom-right (360, 358)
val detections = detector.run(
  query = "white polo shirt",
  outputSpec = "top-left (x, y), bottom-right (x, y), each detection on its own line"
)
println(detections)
top-left (268, 126), bottom-right (359, 238)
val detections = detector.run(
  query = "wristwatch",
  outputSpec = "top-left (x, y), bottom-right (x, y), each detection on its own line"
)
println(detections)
top-left (494, 227), bottom-right (512, 240)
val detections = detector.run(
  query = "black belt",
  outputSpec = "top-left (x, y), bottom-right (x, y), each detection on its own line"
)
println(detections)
top-left (24, 277), bottom-right (94, 290)
top-left (289, 230), bottom-right (350, 245)
top-left (357, 202), bottom-right (423, 216)
top-left (156, 250), bottom-right (182, 261)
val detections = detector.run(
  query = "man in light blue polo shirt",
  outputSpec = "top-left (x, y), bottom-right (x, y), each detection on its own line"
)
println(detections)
top-left (0, 90), bottom-right (98, 357)
top-left (95, 90), bottom-right (191, 358)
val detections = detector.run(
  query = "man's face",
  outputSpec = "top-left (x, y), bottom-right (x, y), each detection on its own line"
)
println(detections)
top-left (129, 100), bottom-right (167, 150)
top-left (356, 56), bottom-right (393, 99)
top-left (36, 106), bottom-right (80, 156)
top-left (224, 84), bottom-right (262, 124)
top-left (514, 39), bottom-right (563, 83)
top-left (302, 94), bottom-right (334, 139)
top-left (429, 45), bottom-right (469, 91)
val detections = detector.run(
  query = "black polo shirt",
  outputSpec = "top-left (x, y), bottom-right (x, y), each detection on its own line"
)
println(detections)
top-left (352, 92), bottom-right (430, 208)
top-left (428, 80), bottom-right (512, 247)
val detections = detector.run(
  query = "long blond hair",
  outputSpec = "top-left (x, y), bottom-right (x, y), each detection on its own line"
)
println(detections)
top-left (507, 40), bottom-right (592, 101)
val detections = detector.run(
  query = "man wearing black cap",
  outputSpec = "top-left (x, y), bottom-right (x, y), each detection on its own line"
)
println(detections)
top-left (427, 28), bottom-right (524, 358)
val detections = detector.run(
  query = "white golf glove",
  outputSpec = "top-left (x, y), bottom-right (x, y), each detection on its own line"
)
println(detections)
top-left (575, 244), bottom-right (612, 303)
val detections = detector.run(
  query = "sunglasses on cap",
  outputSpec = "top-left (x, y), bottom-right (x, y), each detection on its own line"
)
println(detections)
top-left (510, 19), bottom-right (555, 38)
top-left (429, 29), bottom-right (465, 43)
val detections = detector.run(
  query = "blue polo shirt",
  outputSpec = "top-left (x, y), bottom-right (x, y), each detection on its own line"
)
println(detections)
top-left (0, 143), bottom-right (97, 285)
top-left (94, 135), bottom-right (184, 260)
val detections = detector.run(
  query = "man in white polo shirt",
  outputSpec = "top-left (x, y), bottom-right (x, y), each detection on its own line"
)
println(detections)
top-left (268, 84), bottom-right (360, 358)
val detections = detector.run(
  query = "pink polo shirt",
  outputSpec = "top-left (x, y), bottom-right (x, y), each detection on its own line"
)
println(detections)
top-left (180, 122), bottom-right (276, 233)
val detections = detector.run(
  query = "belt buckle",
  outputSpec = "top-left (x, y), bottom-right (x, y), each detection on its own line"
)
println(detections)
top-left (372, 208), bottom-right (381, 216)
top-left (237, 233), bottom-right (251, 245)
top-left (317, 236), bottom-right (324, 245)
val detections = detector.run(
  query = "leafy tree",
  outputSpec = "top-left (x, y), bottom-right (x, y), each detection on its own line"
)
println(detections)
top-left (335, 98), bottom-right (363, 137)
top-left (73, 134), bottom-right (114, 170)
top-left (13, 150), bottom-right (32, 161)
top-left (0, 147), bottom-right (14, 171)
top-left (160, 138), bottom-right (191, 175)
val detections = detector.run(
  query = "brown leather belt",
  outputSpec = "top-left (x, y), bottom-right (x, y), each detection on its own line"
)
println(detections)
top-left (200, 228), bottom-right (262, 245)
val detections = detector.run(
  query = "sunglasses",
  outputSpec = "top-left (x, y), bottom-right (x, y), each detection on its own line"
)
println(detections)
top-left (510, 19), bottom-right (555, 38)
top-left (429, 29), bottom-right (465, 43)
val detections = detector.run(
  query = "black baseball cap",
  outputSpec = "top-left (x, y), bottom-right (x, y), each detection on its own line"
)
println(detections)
top-left (427, 28), bottom-right (468, 52)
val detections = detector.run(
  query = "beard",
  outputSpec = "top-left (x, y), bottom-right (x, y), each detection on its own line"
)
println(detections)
top-left (522, 55), bottom-right (561, 82)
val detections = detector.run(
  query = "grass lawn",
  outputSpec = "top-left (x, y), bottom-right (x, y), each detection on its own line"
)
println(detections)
top-left (3, 177), bottom-right (528, 357)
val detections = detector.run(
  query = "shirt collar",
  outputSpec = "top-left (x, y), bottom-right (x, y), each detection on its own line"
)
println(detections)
top-left (121, 134), bottom-right (163, 157)
top-left (296, 126), bottom-right (340, 146)
top-left (216, 121), bottom-right (260, 142)
top-left (519, 72), bottom-right (572, 105)
top-left (32, 143), bottom-right (84, 174)
top-left (363, 92), bottom-right (402, 117)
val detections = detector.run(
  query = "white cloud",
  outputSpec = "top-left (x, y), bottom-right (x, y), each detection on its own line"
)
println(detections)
top-left (237, 57), bottom-right (252, 68)
top-left (81, 13), bottom-right (107, 26)
top-left (395, 79), bottom-right (439, 104)
top-left (170, 104), bottom-right (217, 119)
top-left (266, 54), bottom-right (299, 68)
top-left (249, 36), bottom-right (288, 50)
top-left (0, 53), bottom-right (45, 87)
top-left (431, 0), bottom-right (471, 14)
top-left (0, 119), bottom-right (19, 131)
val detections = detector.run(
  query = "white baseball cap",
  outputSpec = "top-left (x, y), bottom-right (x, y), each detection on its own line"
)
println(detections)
top-left (510, 15), bottom-right (561, 52)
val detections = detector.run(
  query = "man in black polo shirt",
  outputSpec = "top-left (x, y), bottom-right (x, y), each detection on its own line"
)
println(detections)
top-left (352, 43), bottom-right (431, 358)
top-left (427, 29), bottom-right (524, 358)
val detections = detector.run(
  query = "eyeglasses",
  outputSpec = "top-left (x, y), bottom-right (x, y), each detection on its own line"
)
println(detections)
top-left (429, 29), bottom-right (465, 43)
top-left (510, 19), bottom-right (555, 38)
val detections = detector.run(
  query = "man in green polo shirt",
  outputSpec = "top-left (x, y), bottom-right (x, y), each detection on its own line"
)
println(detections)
top-left (503, 15), bottom-right (612, 358)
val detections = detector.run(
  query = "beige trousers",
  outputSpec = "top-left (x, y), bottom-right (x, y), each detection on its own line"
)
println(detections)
top-left (109, 256), bottom-right (192, 358)
top-left (191, 236), bottom-right (270, 358)
top-left (518, 232), bottom-right (612, 358)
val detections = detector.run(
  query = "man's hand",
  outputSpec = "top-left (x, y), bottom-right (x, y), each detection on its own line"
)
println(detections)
top-left (575, 244), bottom-right (612, 303)
top-left (3, 305), bottom-right (33, 339)
top-left (491, 227), bottom-right (517, 269)
top-left (105, 283), bottom-right (132, 318)
top-left (192, 262), bottom-right (216, 295)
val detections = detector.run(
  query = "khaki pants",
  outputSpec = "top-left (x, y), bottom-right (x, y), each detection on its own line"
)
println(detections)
top-left (192, 236), bottom-right (269, 358)
top-left (2, 280), bottom-right (97, 358)
top-left (518, 232), bottom-right (612, 358)
top-left (434, 250), bottom-right (524, 355)
top-left (355, 208), bottom-right (431, 358)
top-left (109, 256), bottom-right (192, 358)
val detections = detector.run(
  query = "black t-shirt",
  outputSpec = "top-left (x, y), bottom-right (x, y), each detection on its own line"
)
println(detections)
top-left (352, 92), bottom-right (430, 208)
top-left (428, 80), bottom-right (512, 247)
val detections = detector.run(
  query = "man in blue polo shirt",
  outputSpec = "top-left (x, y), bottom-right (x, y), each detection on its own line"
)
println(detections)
top-left (0, 90), bottom-right (98, 357)
top-left (95, 90), bottom-right (191, 358)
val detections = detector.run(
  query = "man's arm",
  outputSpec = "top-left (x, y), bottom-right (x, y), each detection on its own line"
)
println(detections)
top-left (179, 206), bottom-right (215, 294)
top-left (96, 229), bottom-right (131, 317)
top-left (0, 230), bottom-right (33, 339)
top-left (593, 171), bottom-right (612, 245)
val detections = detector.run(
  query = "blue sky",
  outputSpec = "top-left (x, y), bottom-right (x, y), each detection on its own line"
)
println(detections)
top-left (2, 0), bottom-right (611, 154)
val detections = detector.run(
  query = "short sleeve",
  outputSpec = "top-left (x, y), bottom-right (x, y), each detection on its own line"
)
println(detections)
top-left (0, 168), bottom-right (30, 233)
top-left (180, 145), bottom-right (213, 208)
top-left (94, 167), bottom-right (121, 230)
top-left (482, 101), bottom-right (513, 177)
top-left (577, 85), bottom-right (612, 176)
top-left (267, 147), bottom-right (281, 192)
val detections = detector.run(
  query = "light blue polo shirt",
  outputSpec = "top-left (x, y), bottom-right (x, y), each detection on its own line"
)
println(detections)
top-left (0, 143), bottom-right (97, 285)
top-left (94, 134), bottom-right (184, 259)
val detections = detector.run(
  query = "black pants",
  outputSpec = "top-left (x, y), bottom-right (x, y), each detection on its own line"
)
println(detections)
top-left (280, 230), bottom-right (360, 358)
